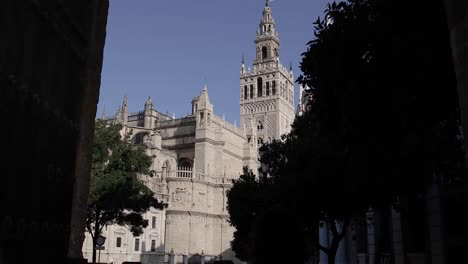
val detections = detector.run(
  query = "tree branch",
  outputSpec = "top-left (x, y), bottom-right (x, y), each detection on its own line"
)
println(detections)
top-left (319, 244), bottom-right (330, 255)
top-left (338, 218), bottom-right (350, 240)
top-left (87, 222), bottom-right (94, 239)
top-left (329, 218), bottom-right (339, 238)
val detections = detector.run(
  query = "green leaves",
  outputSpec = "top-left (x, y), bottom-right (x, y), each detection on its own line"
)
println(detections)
top-left (86, 121), bottom-right (166, 240)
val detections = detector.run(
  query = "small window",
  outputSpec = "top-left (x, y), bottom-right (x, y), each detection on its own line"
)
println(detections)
top-left (116, 237), bottom-right (122, 248)
top-left (257, 121), bottom-right (264, 131)
top-left (134, 238), bottom-right (140, 251)
top-left (266, 82), bottom-right (270, 96)
top-left (199, 112), bottom-right (204, 127)
top-left (250, 85), bottom-right (254, 98)
top-left (151, 240), bottom-right (156, 251)
top-left (152, 216), bottom-right (157, 229)
top-left (272, 81), bottom-right (276, 95)
top-left (244, 85), bottom-right (248, 99)
top-left (258, 138), bottom-right (263, 145)
top-left (262, 47), bottom-right (268, 59)
top-left (133, 133), bottom-right (144, 144)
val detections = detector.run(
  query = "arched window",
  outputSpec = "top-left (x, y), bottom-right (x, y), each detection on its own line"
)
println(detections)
top-left (257, 77), bottom-right (263, 97)
top-left (266, 82), bottom-right (270, 96)
top-left (132, 132), bottom-right (146, 144)
top-left (272, 81), bottom-right (276, 95)
top-left (199, 112), bottom-right (204, 127)
top-left (250, 84), bottom-right (254, 98)
top-left (244, 85), bottom-right (248, 99)
top-left (178, 158), bottom-right (192, 169)
top-left (257, 137), bottom-right (264, 145)
top-left (262, 46), bottom-right (268, 60)
top-left (257, 121), bottom-right (264, 132)
top-left (177, 158), bottom-right (192, 177)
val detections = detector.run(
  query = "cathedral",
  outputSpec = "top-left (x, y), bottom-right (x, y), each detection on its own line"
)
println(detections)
top-left (82, 2), bottom-right (295, 263)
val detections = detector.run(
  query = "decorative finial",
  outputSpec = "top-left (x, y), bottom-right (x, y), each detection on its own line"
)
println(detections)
top-left (266, 0), bottom-right (270, 7)
top-left (241, 53), bottom-right (245, 64)
top-left (289, 61), bottom-right (293, 71)
top-left (203, 77), bottom-right (208, 91)
top-left (123, 94), bottom-right (128, 106)
top-left (101, 104), bottom-right (106, 119)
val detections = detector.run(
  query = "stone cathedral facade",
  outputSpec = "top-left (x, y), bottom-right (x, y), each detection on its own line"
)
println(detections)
top-left (82, 2), bottom-right (294, 264)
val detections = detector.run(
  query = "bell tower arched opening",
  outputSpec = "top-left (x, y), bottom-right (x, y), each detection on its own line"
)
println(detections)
top-left (262, 46), bottom-right (268, 59)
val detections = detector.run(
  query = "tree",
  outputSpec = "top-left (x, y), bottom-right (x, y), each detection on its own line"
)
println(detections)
top-left (86, 120), bottom-right (166, 263)
top-left (228, 0), bottom-right (463, 263)
top-left (295, 0), bottom-right (463, 263)
top-left (228, 0), bottom-right (463, 262)
top-left (227, 143), bottom-right (315, 264)
top-left (226, 167), bottom-right (259, 262)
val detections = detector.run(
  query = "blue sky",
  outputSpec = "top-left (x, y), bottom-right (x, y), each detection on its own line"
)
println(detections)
top-left (98, 0), bottom-right (330, 124)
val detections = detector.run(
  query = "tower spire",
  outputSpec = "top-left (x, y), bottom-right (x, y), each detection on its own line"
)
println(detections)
top-left (241, 53), bottom-right (246, 74)
top-left (101, 104), bottom-right (106, 119)
top-left (254, 0), bottom-right (279, 63)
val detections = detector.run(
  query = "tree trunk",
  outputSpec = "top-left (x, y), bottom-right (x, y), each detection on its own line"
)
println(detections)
top-left (92, 214), bottom-right (100, 264)
top-left (328, 252), bottom-right (336, 264)
top-left (328, 238), bottom-right (339, 264)
top-left (323, 219), bottom-right (349, 264)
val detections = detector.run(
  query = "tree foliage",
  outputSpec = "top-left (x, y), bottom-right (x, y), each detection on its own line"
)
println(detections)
top-left (227, 142), bottom-right (315, 264)
top-left (86, 120), bottom-right (166, 263)
top-left (228, 0), bottom-right (465, 263)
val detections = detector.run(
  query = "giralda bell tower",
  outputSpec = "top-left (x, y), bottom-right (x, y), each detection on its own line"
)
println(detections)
top-left (240, 0), bottom-right (295, 145)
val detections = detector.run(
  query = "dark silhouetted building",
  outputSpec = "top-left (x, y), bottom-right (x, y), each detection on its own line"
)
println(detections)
top-left (0, 1), bottom-right (108, 263)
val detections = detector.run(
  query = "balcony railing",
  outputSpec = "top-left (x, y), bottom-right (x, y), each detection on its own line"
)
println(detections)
top-left (166, 167), bottom-right (239, 184)
top-left (157, 116), bottom-right (196, 128)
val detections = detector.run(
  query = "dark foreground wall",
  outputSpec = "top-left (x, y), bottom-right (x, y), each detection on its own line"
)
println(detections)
top-left (443, 1), bottom-right (468, 263)
top-left (0, 1), bottom-right (108, 263)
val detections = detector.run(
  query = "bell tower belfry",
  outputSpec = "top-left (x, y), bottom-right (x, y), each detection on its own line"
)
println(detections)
top-left (240, 0), bottom-right (295, 144)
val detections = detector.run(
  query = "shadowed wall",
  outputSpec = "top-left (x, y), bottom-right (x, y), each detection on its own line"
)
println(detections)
top-left (0, 1), bottom-right (108, 263)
